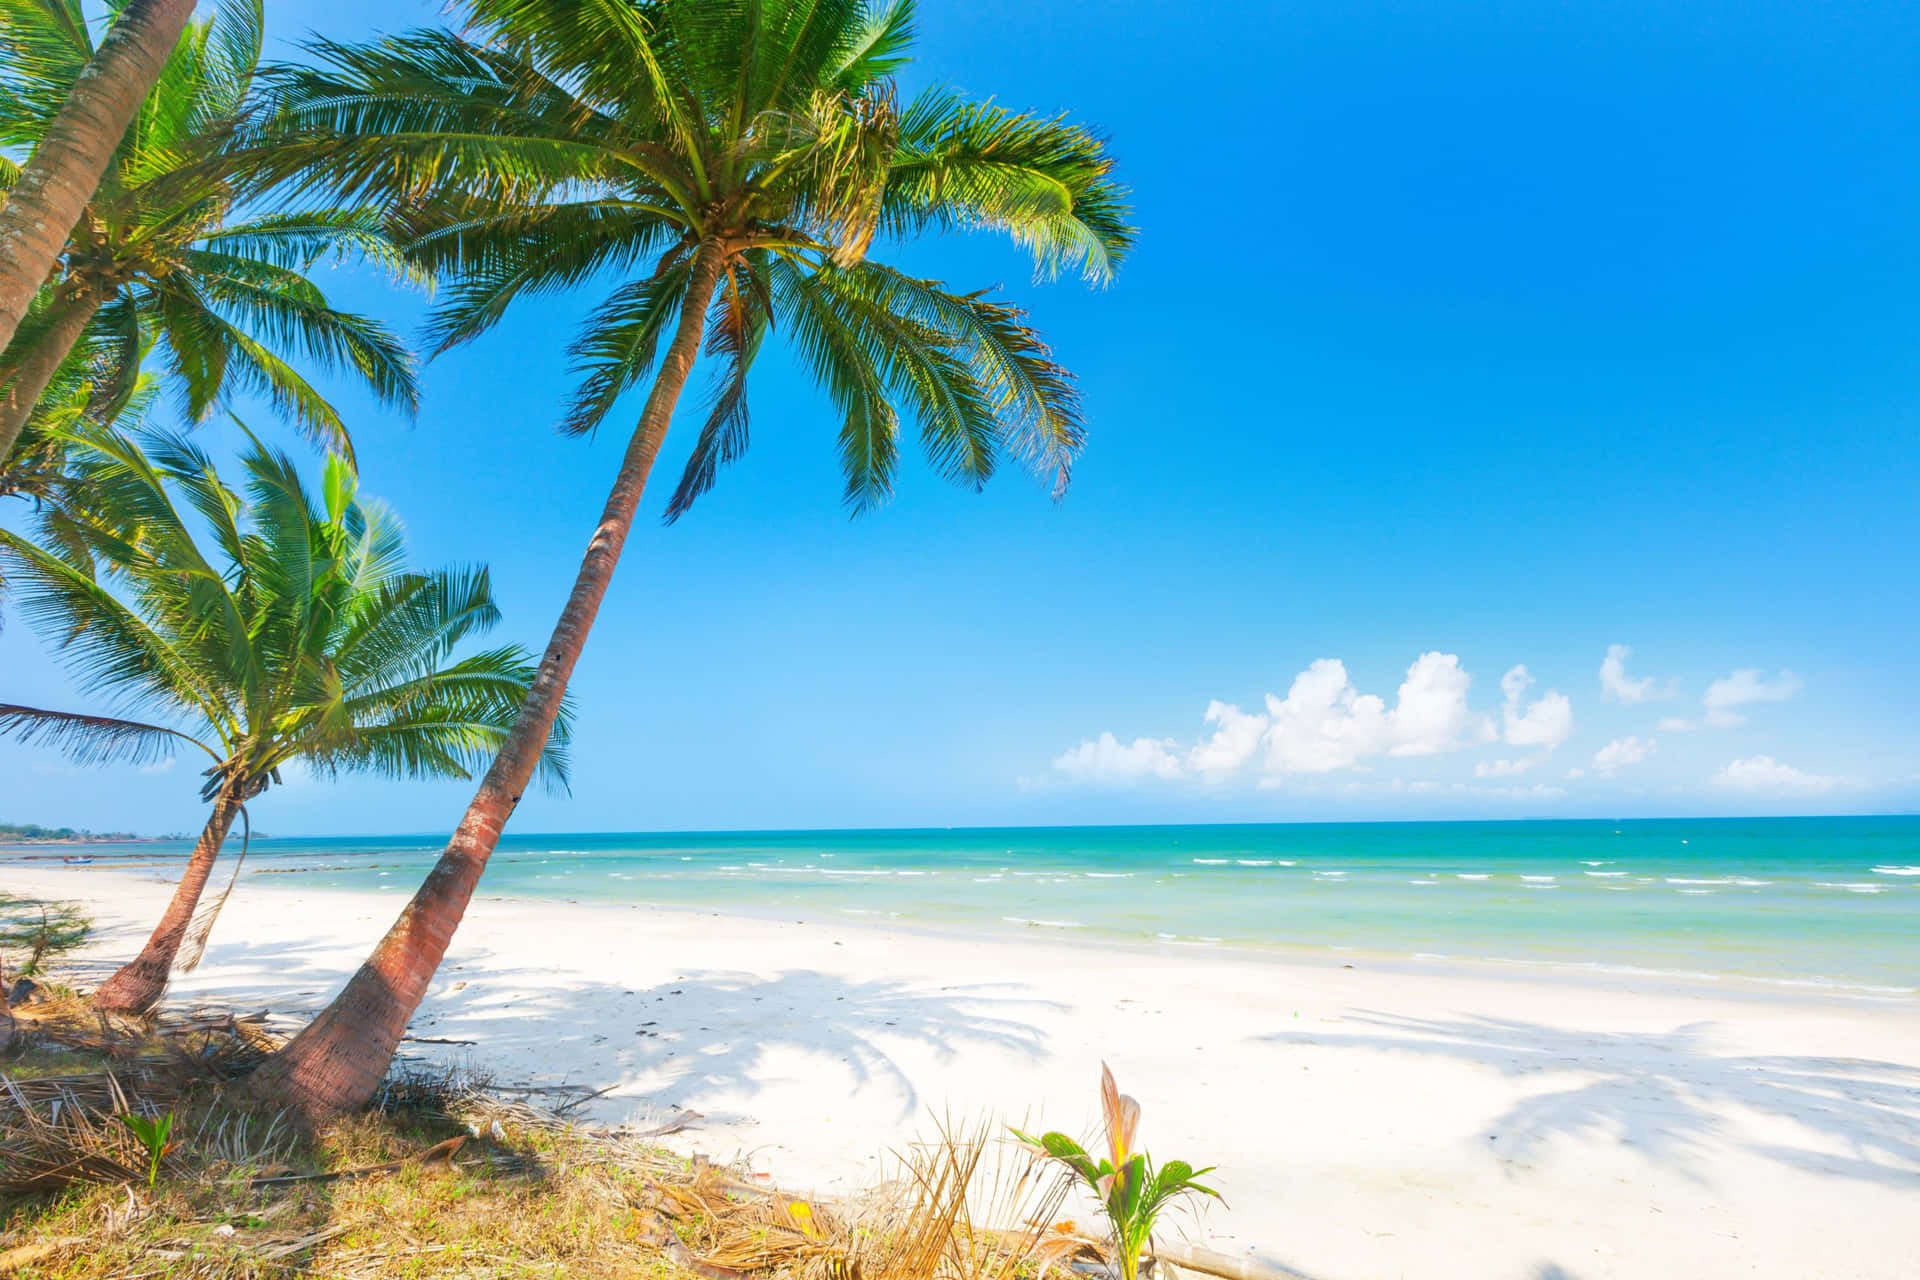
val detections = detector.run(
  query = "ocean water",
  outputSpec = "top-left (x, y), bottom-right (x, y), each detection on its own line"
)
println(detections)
top-left (16, 817), bottom-right (1919, 996)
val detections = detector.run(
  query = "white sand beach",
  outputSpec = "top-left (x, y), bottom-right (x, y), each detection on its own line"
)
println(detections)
top-left (8, 863), bottom-right (1918, 1280)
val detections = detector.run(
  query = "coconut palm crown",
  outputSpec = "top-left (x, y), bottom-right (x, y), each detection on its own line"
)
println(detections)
top-left (0, 0), bottom-right (419, 461)
top-left (0, 424), bottom-right (570, 1010)
top-left (253, 0), bottom-right (1133, 514)
top-left (242, 0), bottom-right (1131, 1117)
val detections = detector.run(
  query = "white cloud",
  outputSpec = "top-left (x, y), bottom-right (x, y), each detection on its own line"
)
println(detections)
top-left (1500, 664), bottom-right (1573, 749)
top-left (1563, 767), bottom-right (1586, 780)
top-left (1188, 700), bottom-right (1267, 778)
top-left (1475, 757), bottom-right (1537, 777)
top-left (1701, 669), bottom-right (1802, 727)
top-left (1234, 658), bottom-right (1389, 775)
top-left (1712, 755), bottom-right (1851, 794)
top-left (138, 758), bottom-right (177, 776)
top-left (1385, 652), bottom-right (1480, 757)
top-left (1250, 652), bottom-right (1480, 776)
top-left (1599, 644), bottom-right (1658, 703)
top-left (1051, 733), bottom-right (1183, 784)
top-left (1656, 716), bottom-right (1699, 733)
top-left (1592, 735), bottom-right (1656, 775)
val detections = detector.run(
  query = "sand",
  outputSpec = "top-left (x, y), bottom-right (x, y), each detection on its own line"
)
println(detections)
top-left (6, 862), bottom-right (1917, 1280)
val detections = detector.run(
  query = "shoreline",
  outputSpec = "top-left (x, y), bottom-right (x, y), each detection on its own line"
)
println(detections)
top-left (8, 863), bottom-right (1919, 1278)
top-left (20, 851), bottom-right (1917, 1009)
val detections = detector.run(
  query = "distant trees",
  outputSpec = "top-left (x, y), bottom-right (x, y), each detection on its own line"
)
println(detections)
top-left (0, 821), bottom-right (140, 842)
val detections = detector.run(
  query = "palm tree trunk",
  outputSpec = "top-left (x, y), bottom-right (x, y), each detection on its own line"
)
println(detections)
top-left (92, 787), bottom-right (243, 1014)
top-left (253, 240), bottom-right (730, 1119)
top-left (0, 0), bottom-right (194, 359)
top-left (0, 280), bottom-right (108, 459)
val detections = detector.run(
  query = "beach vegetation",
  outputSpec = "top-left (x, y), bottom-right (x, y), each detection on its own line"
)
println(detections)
top-left (113, 1107), bottom-right (176, 1188)
top-left (0, 999), bottom-right (1150, 1280)
top-left (0, 424), bottom-right (570, 1013)
top-left (1013, 1064), bottom-right (1222, 1280)
top-left (242, 0), bottom-right (1132, 1121)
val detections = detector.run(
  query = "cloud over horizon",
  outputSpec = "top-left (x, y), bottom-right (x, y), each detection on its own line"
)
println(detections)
top-left (1056, 651), bottom-right (1515, 787)
top-left (1045, 645), bottom-right (1873, 805)
top-left (1713, 755), bottom-right (1852, 794)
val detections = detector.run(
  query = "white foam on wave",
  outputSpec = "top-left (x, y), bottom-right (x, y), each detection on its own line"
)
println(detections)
top-left (1667, 877), bottom-right (1731, 886)
top-left (1002, 916), bottom-right (1086, 929)
top-left (1086, 871), bottom-right (1134, 879)
top-left (1872, 866), bottom-right (1920, 876)
top-left (1192, 858), bottom-right (1230, 865)
top-left (1586, 870), bottom-right (1628, 878)
top-left (1456, 873), bottom-right (1489, 881)
top-left (1677, 888), bottom-right (1714, 895)
top-left (1521, 875), bottom-right (1556, 883)
top-left (1580, 860), bottom-right (1610, 867)
top-left (1408, 879), bottom-right (1440, 886)
top-left (1731, 878), bottom-right (1772, 887)
top-left (1816, 882), bottom-right (1887, 894)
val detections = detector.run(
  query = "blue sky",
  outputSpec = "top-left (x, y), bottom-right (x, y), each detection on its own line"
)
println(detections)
top-left (4, 0), bottom-right (1917, 835)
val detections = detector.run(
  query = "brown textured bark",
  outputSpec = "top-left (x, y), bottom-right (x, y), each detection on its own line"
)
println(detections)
top-left (253, 240), bottom-right (730, 1120)
top-left (0, 279), bottom-right (108, 458)
top-left (0, 0), bottom-right (194, 361)
top-left (91, 787), bottom-right (242, 1014)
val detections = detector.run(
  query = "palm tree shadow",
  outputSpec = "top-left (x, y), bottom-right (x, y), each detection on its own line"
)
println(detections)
top-left (88, 928), bottom-right (1061, 1129)
top-left (399, 963), bottom-right (1061, 1124)
top-left (1256, 1013), bottom-right (1920, 1185)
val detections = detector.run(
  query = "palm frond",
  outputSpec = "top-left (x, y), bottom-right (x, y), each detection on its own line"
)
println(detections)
top-left (0, 704), bottom-right (214, 769)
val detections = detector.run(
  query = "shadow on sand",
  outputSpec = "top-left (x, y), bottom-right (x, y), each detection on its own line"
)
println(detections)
top-left (162, 933), bottom-right (1059, 1126)
top-left (1256, 1012), bottom-right (1920, 1185)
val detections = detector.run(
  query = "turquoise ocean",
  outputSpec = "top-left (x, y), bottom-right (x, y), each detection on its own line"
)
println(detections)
top-left (15, 817), bottom-right (1920, 997)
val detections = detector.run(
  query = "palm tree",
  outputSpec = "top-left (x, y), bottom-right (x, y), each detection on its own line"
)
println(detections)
top-left (0, 424), bottom-right (571, 1013)
top-left (0, 0), bottom-right (198, 356)
top-left (0, 0), bottom-right (419, 461)
top-left (245, 0), bottom-right (1131, 1117)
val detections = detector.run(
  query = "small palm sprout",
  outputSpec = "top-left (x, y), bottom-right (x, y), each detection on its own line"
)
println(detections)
top-left (114, 1109), bottom-right (177, 1190)
top-left (1013, 1064), bottom-right (1222, 1280)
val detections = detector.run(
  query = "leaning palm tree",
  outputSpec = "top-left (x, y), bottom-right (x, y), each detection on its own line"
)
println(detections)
top-left (0, 424), bottom-right (570, 1013)
top-left (0, 0), bottom-right (198, 355)
top-left (245, 0), bottom-right (1131, 1116)
top-left (0, 0), bottom-right (418, 461)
